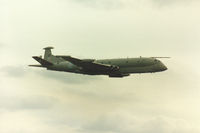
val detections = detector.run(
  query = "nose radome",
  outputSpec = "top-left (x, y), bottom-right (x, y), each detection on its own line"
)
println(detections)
top-left (161, 63), bottom-right (168, 71)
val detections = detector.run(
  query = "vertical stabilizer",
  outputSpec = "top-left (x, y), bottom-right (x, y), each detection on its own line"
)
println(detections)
top-left (43, 47), bottom-right (54, 60)
top-left (43, 46), bottom-right (64, 64)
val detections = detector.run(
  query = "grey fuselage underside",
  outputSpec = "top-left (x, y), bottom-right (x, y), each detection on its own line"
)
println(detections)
top-left (47, 57), bottom-right (167, 75)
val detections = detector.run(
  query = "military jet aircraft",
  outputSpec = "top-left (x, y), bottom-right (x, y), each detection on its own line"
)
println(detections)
top-left (29, 47), bottom-right (168, 77)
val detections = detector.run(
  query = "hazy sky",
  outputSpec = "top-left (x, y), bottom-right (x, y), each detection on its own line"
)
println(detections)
top-left (1, 0), bottom-right (200, 133)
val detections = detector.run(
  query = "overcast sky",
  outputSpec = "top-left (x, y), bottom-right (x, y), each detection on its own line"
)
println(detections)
top-left (1, 0), bottom-right (200, 133)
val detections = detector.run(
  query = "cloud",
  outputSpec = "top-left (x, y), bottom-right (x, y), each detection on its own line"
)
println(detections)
top-left (0, 66), bottom-right (27, 77)
top-left (34, 69), bottom-right (102, 84)
top-left (151, 0), bottom-right (198, 6)
top-left (1, 0), bottom-right (200, 133)
top-left (71, 0), bottom-right (199, 9)
top-left (81, 113), bottom-right (199, 133)
top-left (0, 95), bottom-right (57, 110)
top-left (71, 0), bottom-right (124, 9)
top-left (0, 43), bottom-right (4, 52)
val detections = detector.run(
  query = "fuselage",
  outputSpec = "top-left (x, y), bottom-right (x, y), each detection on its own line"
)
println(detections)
top-left (97, 57), bottom-right (167, 74)
top-left (47, 57), bottom-right (167, 76)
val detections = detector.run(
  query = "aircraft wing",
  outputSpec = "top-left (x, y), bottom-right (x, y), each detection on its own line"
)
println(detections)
top-left (57, 56), bottom-right (120, 72)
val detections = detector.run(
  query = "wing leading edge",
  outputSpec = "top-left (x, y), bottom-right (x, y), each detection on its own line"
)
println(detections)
top-left (57, 56), bottom-right (120, 72)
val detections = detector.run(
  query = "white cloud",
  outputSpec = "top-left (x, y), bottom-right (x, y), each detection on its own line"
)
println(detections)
top-left (80, 112), bottom-right (200, 133)
top-left (71, 0), bottom-right (200, 9)
top-left (72, 0), bottom-right (123, 9)
top-left (1, 66), bottom-right (27, 77)
top-left (151, 0), bottom-right (198, 6)
top-left (35, 69), bottom-right (102, 84)
top-left (0, 95), bottom-right (57, 111)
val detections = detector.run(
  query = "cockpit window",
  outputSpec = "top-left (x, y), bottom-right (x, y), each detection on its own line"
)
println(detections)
top-left (154, 59), bottom-right (160, 62)
top-left (154, 59), bottom-right (158, 62)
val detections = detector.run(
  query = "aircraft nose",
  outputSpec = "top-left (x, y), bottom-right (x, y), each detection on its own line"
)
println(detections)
top-left (161, 63), bottom-right (167, 71)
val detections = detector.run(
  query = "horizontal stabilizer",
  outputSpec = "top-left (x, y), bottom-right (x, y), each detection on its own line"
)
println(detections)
top-left (32, 56), bottom-right (53, 66)
top-left (29, 65), bottom-right (43, 67)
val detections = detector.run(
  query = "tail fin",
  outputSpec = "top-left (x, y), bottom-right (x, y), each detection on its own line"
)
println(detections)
top-left (30, 47), bottom-right (64, 67)
top-left (43, 46), bottom-right (65, 64)
top-left (43, 47), bottom-right (54, 60)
